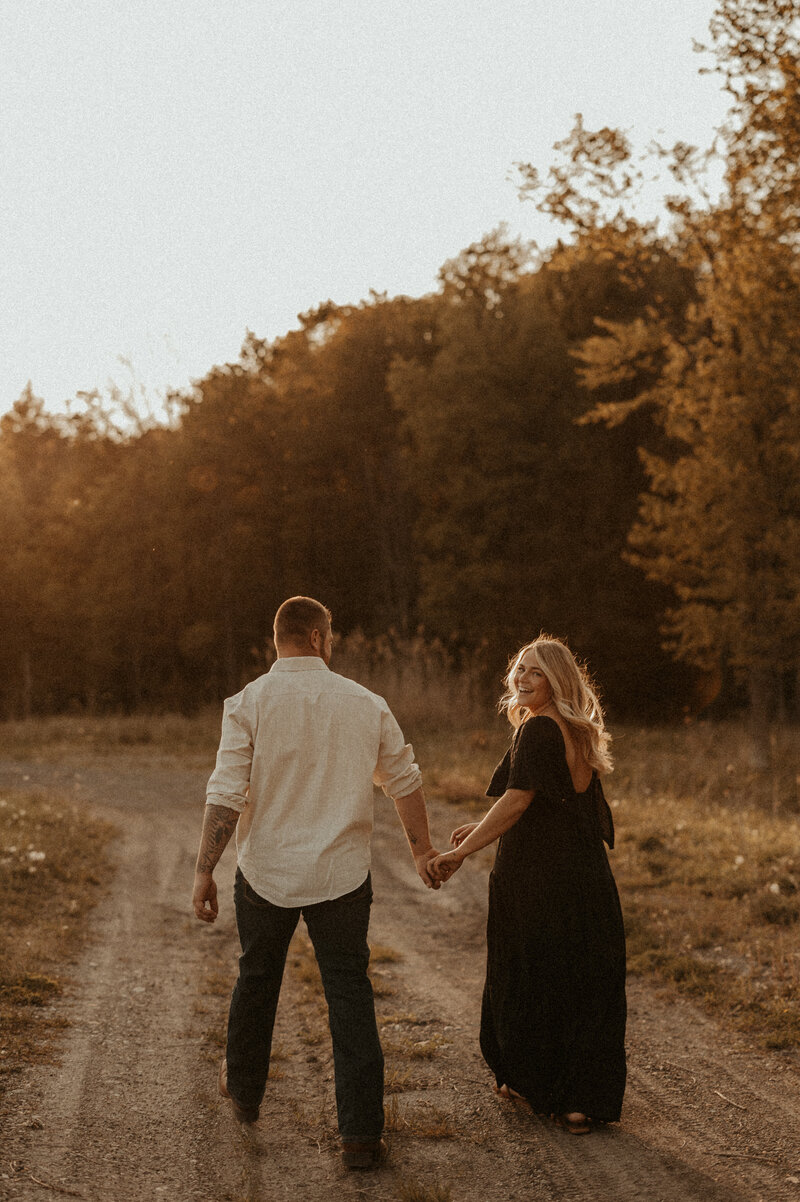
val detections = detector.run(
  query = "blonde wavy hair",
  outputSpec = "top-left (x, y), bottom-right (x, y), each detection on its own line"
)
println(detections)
top-left (499, 635), bottom-right (613, 774)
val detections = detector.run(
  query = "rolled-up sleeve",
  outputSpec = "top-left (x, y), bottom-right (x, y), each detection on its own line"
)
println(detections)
top-left (373, 705), bottom-right (422, 799)
top-left (206, 695), bottom-right (253, 812)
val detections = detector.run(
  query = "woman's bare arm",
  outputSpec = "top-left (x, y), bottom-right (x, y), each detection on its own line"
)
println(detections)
top-left (432, 788), bottom-right (533, 881)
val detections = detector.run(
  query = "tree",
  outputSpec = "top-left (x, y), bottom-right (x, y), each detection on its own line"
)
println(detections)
top-left (0, 387), bottom-right (124, 715)
top-left (390, 230), bottom-right (694, 716)
top-left (263, 297), bottom-right (424, 634)
top-left (517, 0), bottom-right (800, 764)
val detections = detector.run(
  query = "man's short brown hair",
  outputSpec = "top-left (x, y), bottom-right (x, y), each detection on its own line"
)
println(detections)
top-left (273, 596), bottom-right (332, 645)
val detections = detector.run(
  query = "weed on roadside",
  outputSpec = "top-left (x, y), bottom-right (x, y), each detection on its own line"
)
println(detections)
top-left (385, 1096), bottom-right (457, 1139)
top-left (386, 1066), bottom-right (417, 1093)
top-left (370, 971), bottom-right (397, 998)
top-left (204, 970), bottom-right (233, 997)
top-left (385, 1034), bottom-right (449, 1061)
top-left (371, 943), bottom-right (403, 963)
top-left (611, 784), bottom-right (800, 1049)
top-left (379, 1012), bottom-right (427, 1026)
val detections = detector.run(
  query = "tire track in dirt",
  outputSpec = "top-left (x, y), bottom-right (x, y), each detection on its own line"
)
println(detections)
top-left (0, 759), bottom-right (245, 1201)
top-left (0, 760), bottom-right (798, 1201)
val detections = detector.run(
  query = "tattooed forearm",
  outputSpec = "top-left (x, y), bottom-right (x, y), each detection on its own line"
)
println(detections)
top-left (393, 787), bottom-right (433, 856)
top-left (195, 804), bottom-right (240, 874)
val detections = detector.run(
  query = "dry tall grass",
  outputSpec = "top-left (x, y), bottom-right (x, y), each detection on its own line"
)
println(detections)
top-left (0, 630), bottom-right (491, 759)
top-left (611, 721), bottom-right (800, 814)
top-left (0, 711), bottom-right (221, 760)
top-left (330, 629), bottom-right (491, 733)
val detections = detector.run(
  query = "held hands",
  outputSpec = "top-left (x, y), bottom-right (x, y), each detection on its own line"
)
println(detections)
top-left (429, 848), bottom-right (463, 883)
top-left (428, 822), bottom-right (479, 884)
top-left (414, 848), bottom-right (443, 890)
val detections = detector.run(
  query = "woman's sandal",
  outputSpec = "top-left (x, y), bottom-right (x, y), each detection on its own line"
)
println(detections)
top-left (494, 1083), bottom-right (524, 1099)
top-left (553, 1112), bottom-right (592, 1135)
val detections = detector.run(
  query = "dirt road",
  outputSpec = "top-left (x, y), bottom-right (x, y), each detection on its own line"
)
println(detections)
top-left (1, 755), bottom-right (798, 1201)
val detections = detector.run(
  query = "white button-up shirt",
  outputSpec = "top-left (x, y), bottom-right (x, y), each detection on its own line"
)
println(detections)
top-left (205, 657), bottom-right (422, 906)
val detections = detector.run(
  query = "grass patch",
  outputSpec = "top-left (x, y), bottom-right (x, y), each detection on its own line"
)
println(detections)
top-left (612, 784), bottom-right (800, 1047)
top-left (385, 1097), bottom-right (456, 1139)
top-left (385, 1066), bottom-right (417, 1093)
top-left (201, 1024), bottom-right (226, 1049)
top-left (194, 924), bottom-right (237, 1064)
top-left (382, 1007), bottom-right (446, 1094)
top-left (379, 1012), bottom-right (427, 1027)
top-left (0, 711), bottom-right (221, 762)
top-left (371, 943), bottom-right (403, 964)
top-left (385, 1034), bottom-right (448, 1061)
top-left (300, 1027), bottom-right (326, 1046)
top-left (405, 1037), bottom-right (446, 1060)
top-left (610, 721), bottom-right (800, 814)
top-left (293, 958), bottom-right (323, 987)
top-left (204, 970), bottom-right (234, 998)
top-left (0, 789), bottom-right (114, 1093)
top-left (285, 933), bottom-right (329, 1054)
top-left (370, 970), bottom-right (396, 998)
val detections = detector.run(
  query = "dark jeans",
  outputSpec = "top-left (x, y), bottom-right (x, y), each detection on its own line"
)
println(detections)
top-left (226, 868), bottom-right (384, 1142)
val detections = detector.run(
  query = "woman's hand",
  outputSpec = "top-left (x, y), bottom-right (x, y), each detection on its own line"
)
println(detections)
top-left (430, 848), bottom-right (464, 883)
top-left (450, 822), bottom-right (478, 848)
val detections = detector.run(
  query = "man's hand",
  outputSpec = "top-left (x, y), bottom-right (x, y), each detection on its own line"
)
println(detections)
top-left (193, 870), bottom-right (219, 922)
top-left (192, 804), bottom-right (239, 921)
top-left (413, 847), bottom-right (443, 890)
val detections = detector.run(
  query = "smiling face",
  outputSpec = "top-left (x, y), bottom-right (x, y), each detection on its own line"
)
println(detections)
top-left (514, 649), bottom-right (553, 714)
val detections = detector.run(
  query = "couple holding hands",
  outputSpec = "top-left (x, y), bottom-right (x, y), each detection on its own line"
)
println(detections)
top-left (192, 597), bottom-right (626, 1170)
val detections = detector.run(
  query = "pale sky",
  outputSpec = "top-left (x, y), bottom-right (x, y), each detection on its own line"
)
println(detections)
top-left (1, 0), bottom-right (731, 419)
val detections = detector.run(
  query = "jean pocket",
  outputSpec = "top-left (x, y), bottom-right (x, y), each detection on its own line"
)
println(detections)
top-left (240, 875), bottom-right (272, 909)
top-left (342, 873), bottom-right (372, 904)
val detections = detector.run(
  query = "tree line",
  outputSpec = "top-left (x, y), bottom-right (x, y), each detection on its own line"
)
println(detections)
top-left (2, 0), bottom-right (798, 758)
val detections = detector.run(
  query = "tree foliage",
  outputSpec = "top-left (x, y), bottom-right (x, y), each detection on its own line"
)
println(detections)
top-left (0, 253), bottom-right (687, 720)
top-left (5, 1), bottom-right (795, 733)
top-left (516, 0), bottom-right (800, 760)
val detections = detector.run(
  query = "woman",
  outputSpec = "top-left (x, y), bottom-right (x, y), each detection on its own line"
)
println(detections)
top-left (431, 636), bottom-right (626, 1134)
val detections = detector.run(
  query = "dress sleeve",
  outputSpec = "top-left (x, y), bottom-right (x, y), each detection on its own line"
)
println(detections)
top-left (485, 749), bottom-right (511, 798)
top-left (506, 717), bottom-right (561, 792)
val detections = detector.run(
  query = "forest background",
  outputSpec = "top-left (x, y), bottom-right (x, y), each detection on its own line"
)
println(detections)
top-left (1, 0), bottom-right (798, 775)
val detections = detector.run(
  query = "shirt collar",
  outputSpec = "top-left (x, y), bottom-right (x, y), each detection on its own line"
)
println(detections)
top-left (269, 657), bottom-right (329, 672)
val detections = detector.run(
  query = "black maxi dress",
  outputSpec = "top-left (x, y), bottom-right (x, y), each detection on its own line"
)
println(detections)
top-left (479, 714), bottom-right (627, 1121)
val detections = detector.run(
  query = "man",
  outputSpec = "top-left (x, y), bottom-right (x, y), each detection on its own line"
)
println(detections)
top-left (192, 596), bottom-right (440, 1170)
